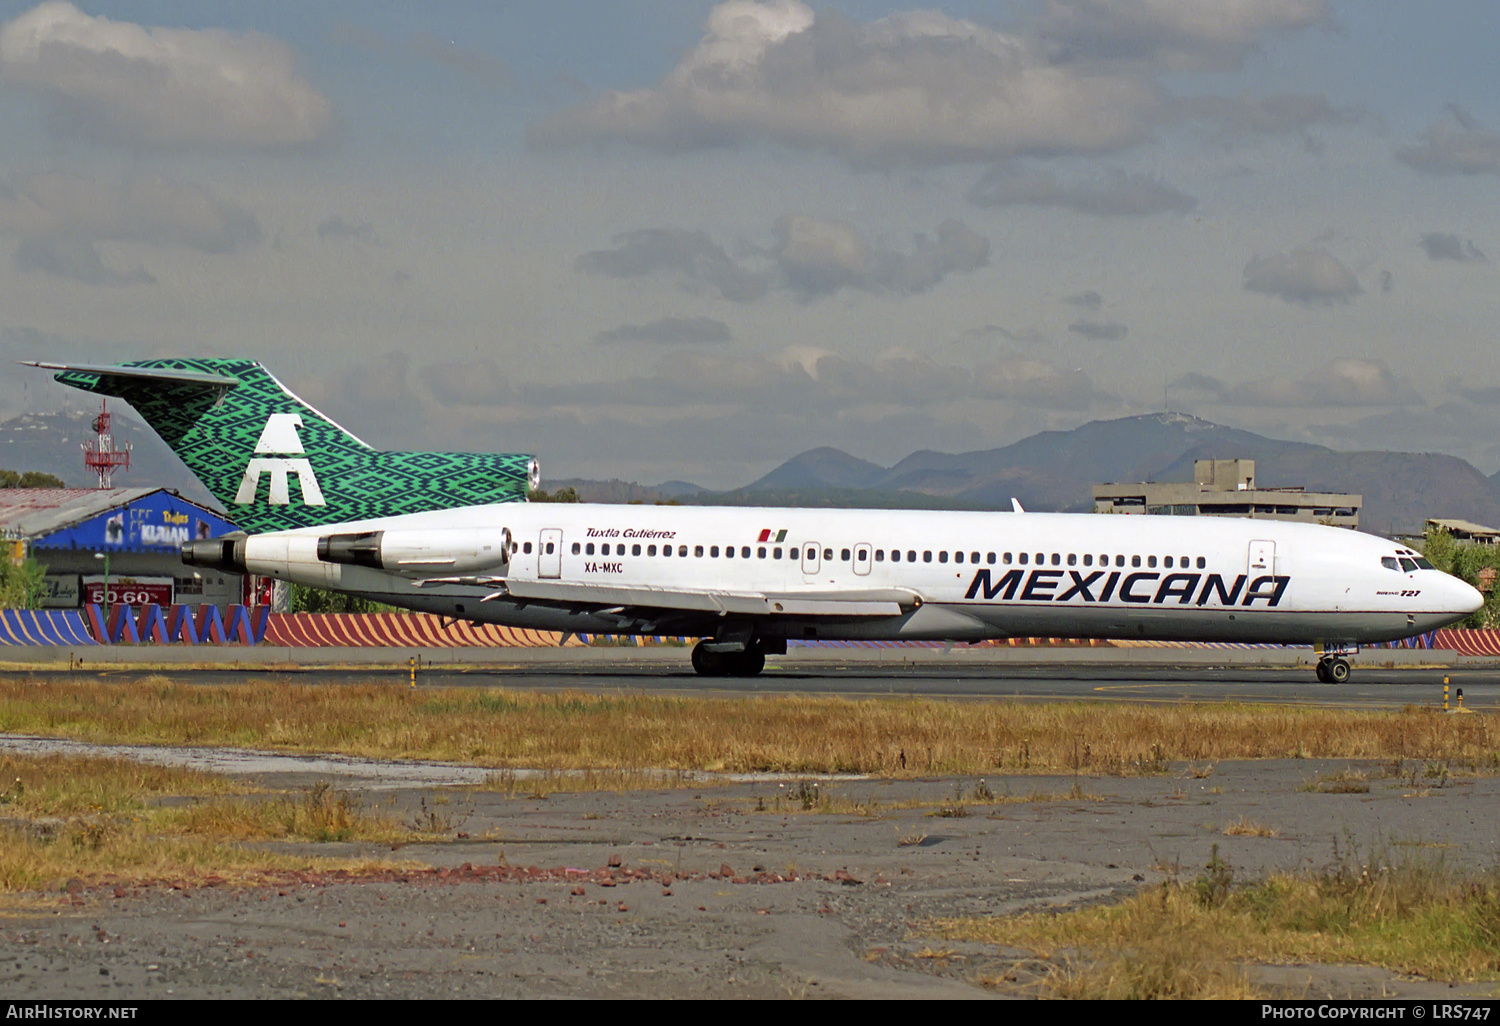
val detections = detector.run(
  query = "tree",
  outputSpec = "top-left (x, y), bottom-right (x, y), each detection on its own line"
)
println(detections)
top-left (529, 486), bottom-right (580, 503)
top-left (289, 584), bottom-right (395, 614)
top-left (0, 470), bottom-right (66, 489)
top-left (0, 558), bottom-right (46, 609)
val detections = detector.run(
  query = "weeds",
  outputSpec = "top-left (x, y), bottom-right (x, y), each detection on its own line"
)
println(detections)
top-left (931, 847), bottom-right (1500, 996)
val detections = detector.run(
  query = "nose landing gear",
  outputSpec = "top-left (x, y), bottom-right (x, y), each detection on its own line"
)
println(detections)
top-left (1315, 644), bottom-right (1357, 683)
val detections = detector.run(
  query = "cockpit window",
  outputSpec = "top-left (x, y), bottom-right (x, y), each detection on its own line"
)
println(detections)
top-left (1381, 557), bottom-right (1399, 571)
top-left (1399, 557), bottom-right (1418, 572)
top-left (1415, 557), bottom-right (1435, 570)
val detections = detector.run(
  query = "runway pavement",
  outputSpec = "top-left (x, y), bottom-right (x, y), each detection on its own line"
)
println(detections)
top-left (7, 648), bottom-right (1498, 708)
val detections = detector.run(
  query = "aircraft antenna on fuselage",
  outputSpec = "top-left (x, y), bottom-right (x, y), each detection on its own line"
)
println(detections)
top-left (1011, 498), bottom-right (1025, 513)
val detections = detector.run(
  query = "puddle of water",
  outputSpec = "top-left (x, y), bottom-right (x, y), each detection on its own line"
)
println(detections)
top-left (0, 735), bottom-right (865, 790)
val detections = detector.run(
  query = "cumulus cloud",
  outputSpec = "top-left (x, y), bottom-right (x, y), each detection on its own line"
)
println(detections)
top-left (1180, 92), bottom-right (1362, 142)
top-left (0, 172), bottom-right (260, 285)
top-left (0, 1), bottom-right (331, 150)
top-left (1420, 232), bottom-right (1486, 263)
top-left (532, 1), bottom-right (1162, 165)
top-left (1211, 359), bottom-right (1420, 408)
top-left (575, 228), bottom-right (771, 302)
top-left (595, 316), bottom-right (733, 346)
top-left (532, 1), bottom-right (1341, 167)
top-left (1242, 246), bottom-right (1360, 305)
top-left (1034, 0), bottom-right (1332, 72)
top-left (1062, 290), bottom-right (1103, 310)
top-left (967, 166), bottom-right (1195, 216)
top-left (1068, 319), bottom-right (1128, 340)
top-left (1398, 106), bottom-right (1500, 176)
top-left (577, 217), bottom-right (989, 301)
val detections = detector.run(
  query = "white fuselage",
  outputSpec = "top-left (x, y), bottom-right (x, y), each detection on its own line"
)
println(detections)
top-left (232, 503), bottom-right (1483, 646)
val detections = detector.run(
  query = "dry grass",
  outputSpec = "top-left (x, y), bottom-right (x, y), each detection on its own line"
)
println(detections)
top-left (1222, 817), bottom-right (1277, 837)
top-left (2, 678), bottom-right (1498, 776)
top-left (931, 848), bottom-right (1500, 997)
top-left (0, 752), bottom-right (412, 892)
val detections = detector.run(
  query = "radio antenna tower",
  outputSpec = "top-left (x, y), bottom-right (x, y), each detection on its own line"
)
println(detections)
top-left (82, 398), bottom-right (131, 489)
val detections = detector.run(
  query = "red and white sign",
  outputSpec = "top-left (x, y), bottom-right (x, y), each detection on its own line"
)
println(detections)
top-left (82, 575), bottom-right (174, 607)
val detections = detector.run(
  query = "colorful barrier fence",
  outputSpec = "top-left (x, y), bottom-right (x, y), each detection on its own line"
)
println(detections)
top-left (0, 609), bottom-right (98, 646)
top-left (263, 613), bottom-right (580, 648)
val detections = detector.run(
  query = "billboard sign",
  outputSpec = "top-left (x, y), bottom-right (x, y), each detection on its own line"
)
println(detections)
top-left (33, 491), bottom-right (240, 552)
top-left (82, 575), bottom-right (174, 607)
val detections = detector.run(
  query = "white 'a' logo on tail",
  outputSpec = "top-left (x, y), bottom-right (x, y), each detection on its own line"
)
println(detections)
top-left (235, 414), bottom-right (326, 506)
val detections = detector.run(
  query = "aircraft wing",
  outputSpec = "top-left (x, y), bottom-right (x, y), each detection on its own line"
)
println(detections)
top-left (417, 576), bottom-right (918, 619)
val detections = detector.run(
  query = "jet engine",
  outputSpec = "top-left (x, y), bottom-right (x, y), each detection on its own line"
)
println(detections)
top-left (316, 528), bottom-right (511, 575)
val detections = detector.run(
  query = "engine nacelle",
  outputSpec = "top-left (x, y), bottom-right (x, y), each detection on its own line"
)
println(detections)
top-left (317, 528), bottom-right (511, 575)
top-left (181, 533), bottom-right (248, 573)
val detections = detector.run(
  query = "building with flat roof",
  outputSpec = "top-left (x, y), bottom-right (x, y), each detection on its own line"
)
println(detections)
top-left (1092, 459), bottom-right (1361, 529)
top-left (1426, 518), bottom-right (1500, 545)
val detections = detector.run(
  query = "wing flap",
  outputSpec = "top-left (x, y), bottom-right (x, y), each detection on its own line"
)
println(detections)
top-left (471, 578), bottom-right (915, 618)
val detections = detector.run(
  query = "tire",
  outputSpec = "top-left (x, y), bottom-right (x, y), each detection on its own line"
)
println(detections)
top-left (730, 647), bottom-right (766, 677)
top-left (1315, 660), bottom-right (1331, 683)
top-left (691, 642), bottom-right (724, 676)
top-left (1328, 658), bottom-right (1351, 684)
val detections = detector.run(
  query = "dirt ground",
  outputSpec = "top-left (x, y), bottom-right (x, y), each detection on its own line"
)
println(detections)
top-left (3, 755), bottom-right (1499, 999)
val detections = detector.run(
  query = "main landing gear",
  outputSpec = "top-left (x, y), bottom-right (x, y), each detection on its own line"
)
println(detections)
top-left (690, 639), bottom-right (766, 677)
top-left (1315, 645), bottom-right (1356, 683)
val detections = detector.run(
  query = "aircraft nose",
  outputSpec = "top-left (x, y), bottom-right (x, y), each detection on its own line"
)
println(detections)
top-left (1454, 576), bottom-right (1484, 615)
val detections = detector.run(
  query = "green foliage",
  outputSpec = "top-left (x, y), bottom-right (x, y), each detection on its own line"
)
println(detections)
top-left (1420, 529), bottom-right (1500, 628)
top-left (289, 584), bottom-right (395, 614)
top-left (529, 486), bottom-right (580, 503)
top-left (0, 469), bottom-right (66, 489)
top-left (0, 558), bottom-right (47, 609)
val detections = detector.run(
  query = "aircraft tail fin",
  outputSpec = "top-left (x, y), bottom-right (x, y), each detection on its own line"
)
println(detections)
top-left (27, 358), bottom-right (539, 533)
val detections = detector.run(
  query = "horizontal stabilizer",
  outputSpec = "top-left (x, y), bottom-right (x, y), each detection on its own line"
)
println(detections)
top-left (19, 361), bottom-right (240, 392)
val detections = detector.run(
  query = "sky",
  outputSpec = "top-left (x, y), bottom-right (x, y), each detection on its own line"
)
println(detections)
top-left (0, 0), bottom-right (1498, 489)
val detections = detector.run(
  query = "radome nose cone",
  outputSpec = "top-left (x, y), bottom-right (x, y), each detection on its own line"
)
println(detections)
top-left (1460, 579), bottom-right (1485, 614)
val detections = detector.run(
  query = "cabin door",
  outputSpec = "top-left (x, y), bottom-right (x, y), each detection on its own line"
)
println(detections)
top-left (539, 529), bottom-right (563, 579)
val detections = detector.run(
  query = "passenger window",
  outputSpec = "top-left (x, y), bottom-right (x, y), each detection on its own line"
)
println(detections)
top-left (939, 551), bottom-right (949, 563)
top-left (923, 551), bottom-right (933, 563)
top-left (695, 545), bottom-right (704, 557)
top-left (987, 553), bottom-right (996, 564)
top-left (1083, 554), bottom-right (1092, 567)
top-left (523, 542), bottom-right (532, 554)
top-left (586, 543), bottom-right (595, 555)
top-left (1019, 553), bottom-right (1028, 565)
top-left (678, 545), bottom-right (687, 557)
top-left (571, 542), bottom-right (580, 555)
top-left (1196, 557), bottom-right (1205, 569)
top-left (711, 546), bottom-right (719, 557)
top-left (891, 550), bottom-right (900, 563)
top-left (725, 546), bottom-right (735, 559)
top-left (1180, 556), bottom-right (1188, 567)
top-left (1399, 557), bottom-right (1418, 572)
top-left (1035, 553), bottom-right (1044, 565)
top-left (758, 547), bottom-right (767, 559)
top-left (875, 550), bottom-right (885, 562)
top-left (1115, 555), bottom-right (1125, 567)
top-left (955, 552), bottom-right (964, 564)
top-left (546, 543), bottom-right (555, 554)
top-left (841, 549), bottom-right (851, 561)
top-left (823, 548), bottom-right (833, 561)
top-left (1132, 555), bottom-right (1141, 567)
top-left (1164, 556), bottom-right (1172, 569)
top-left (632, 544), bottom-right (641, 556)
top-left (742, 547), bottom-right (751, 558)
top-left (649, 545), bottom-right (658, 556)
top-left (1003, 552), bottom-right (1012, 564)
top-left (907, 550), bottom-right (916, 562)
top-left (1147, 556), bottom-right (1156, 568)
top-left (773, 547), bottom-right (782, 559)
top-left (1067, 553), bottom-right (1076, 566)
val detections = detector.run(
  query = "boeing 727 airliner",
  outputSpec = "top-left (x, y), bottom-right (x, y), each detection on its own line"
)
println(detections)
top-left (31, 359), bottom-right (1483, 682)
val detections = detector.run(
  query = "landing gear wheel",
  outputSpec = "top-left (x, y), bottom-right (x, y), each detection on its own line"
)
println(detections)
top-left (728, 646), bottom-right (766, 677)
top-left (1315, 660), bottom-right (1331, 683)
top-left (1327, 657), bottom-right (1351, 683)
top-left (691, 641), bottom-right (726, 677)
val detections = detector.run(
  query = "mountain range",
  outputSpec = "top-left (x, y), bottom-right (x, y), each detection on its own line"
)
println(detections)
top-left (5, 408), bottom-right (1498, 537)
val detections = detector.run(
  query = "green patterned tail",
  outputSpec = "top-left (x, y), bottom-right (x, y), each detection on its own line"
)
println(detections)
top-left (50, 358), bottom-right (538, 533)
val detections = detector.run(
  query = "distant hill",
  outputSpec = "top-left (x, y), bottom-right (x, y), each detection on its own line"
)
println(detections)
top-left (713, 413), bottom-right (1500, 535)
top-left (0, 408), bottom-right (217, 508)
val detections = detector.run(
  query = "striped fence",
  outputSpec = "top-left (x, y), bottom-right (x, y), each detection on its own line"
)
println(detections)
top-left (0, 609), bottom-right (98, 646)
top-left (264, 613), bottom-right (581, 648)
